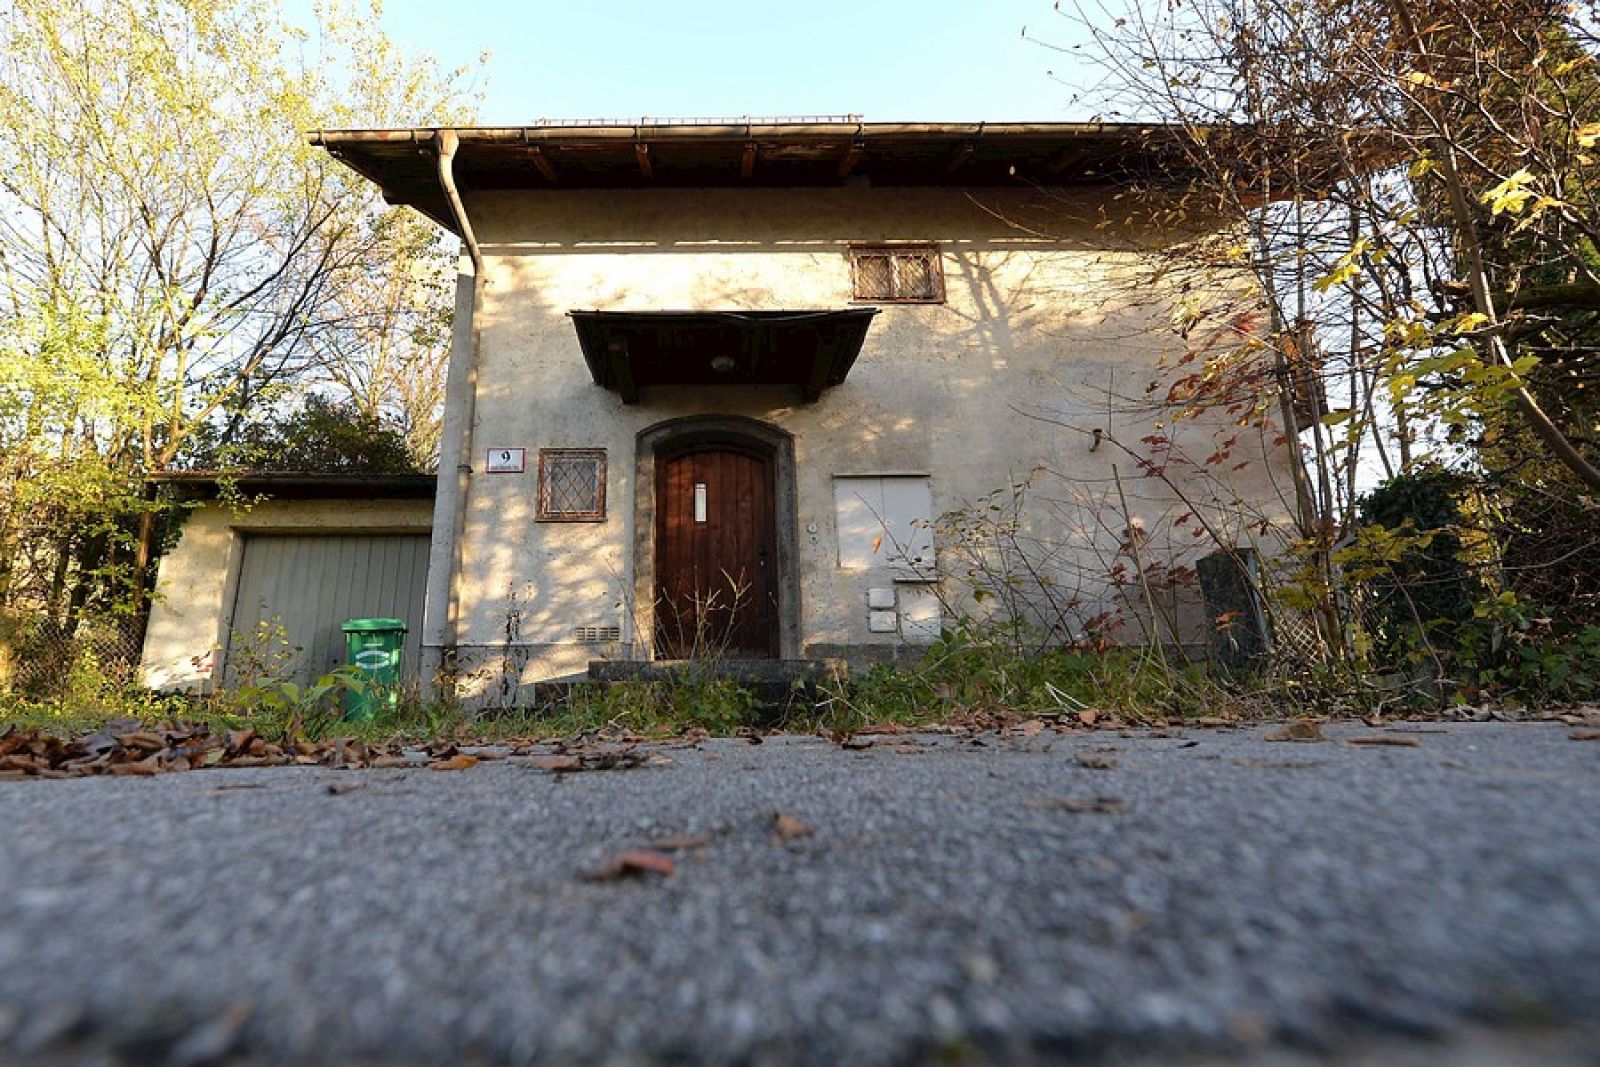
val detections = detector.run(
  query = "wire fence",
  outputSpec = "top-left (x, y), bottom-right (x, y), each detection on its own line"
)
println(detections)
top-left (0, 612), bottom-right (143, 702)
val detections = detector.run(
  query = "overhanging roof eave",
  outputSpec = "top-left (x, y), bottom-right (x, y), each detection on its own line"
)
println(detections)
top-left (568, 307), bottom-right (879, 403)
top-left (309, 121), bottom-right (1225, 234)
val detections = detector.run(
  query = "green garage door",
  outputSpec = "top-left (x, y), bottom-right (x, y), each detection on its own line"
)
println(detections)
top-left (224, 533), bottom-right (430, 688)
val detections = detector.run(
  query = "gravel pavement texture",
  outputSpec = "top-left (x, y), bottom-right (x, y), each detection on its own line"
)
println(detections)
top-left (2, 721), bottom-right (1598, 1065)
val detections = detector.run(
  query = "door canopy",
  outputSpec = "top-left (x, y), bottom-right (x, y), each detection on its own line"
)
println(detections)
top-left (570, 308), bottom-right (878, 403)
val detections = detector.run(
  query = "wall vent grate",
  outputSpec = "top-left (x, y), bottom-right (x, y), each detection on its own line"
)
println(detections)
top-left (573, 625), bottom-right (622, 644)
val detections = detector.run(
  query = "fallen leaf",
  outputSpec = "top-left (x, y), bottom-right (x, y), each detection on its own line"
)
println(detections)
top-left (531, 747), bottom-right (649, 772)
top-left (113, 730), bottom-right (167, 752)
top-left (326, 780), bottom-right (367, 795)
top-left (648, 833), bottom-right (711, 851)
top-left (1234, 757), bottom-right (1318, 769)
top-left (1570, 730), bottom-right (1600, 741)
top-left (108, 755), bottom-right (164, 776)
top-left (772, 811), bottom-right (813, 843)
top-left (1077, 709), bottom-right (1099, 726)
top-left (1031, 795), bottom-right (1127, 814)
top-left (1345, 735), bottom-right (1420, 747)
top-left (1264, 721), bottom-right (1323, 743)
top-left (840, 735), bottom-right (875, 750)
top-left (429, 754), bottom-right (479, 771)
top-left (586, 849), bottom-right (676, 881)
top-left (223, 728), bottom-right (258, 753)
top-left (1076, 754), bottom-right (1119, 770)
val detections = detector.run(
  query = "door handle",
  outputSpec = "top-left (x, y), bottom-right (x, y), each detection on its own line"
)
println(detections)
top-left (758, 547), bottom-right (768, 569)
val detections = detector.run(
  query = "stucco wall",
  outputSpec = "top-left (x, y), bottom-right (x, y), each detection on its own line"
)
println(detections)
top-left (140, 497), bottom-right (434, 692)
top-left (447, 186), bottom-right (1295, 699)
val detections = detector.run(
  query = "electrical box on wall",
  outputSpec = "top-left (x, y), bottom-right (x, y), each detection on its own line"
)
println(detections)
top-left (897, 584), bottom-right (942, 641)
top-left (832, 474), bottom-right (935, 574)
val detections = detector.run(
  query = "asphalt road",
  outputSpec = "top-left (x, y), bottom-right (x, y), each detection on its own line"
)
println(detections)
top-left (2, 721), bottom-right (1598, 1065)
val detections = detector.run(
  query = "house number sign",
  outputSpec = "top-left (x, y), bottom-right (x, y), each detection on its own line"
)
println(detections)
top-left (486, 448), bottom-right (526, 473)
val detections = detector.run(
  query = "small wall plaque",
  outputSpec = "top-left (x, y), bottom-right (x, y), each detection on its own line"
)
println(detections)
top-left (486, 448), bottom-right (526, 474)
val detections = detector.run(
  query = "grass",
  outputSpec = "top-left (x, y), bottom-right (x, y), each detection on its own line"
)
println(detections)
top-left (1, 636), bottom-right (1283, 745)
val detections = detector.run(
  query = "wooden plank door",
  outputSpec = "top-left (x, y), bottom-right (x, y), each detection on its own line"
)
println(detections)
top-left (655, 447), bottom-right (778, 658)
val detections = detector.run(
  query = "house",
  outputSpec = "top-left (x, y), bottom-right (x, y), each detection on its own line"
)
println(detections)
top-left (142, 119), bottom-right (1293, 704)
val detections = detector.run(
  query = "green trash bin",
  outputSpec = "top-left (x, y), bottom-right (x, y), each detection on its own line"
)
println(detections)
top-left (341, 617), bottom-right (407, 721)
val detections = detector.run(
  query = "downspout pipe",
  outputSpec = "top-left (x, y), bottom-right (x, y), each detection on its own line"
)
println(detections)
top-left (422, 129), bottom-right (485, 703)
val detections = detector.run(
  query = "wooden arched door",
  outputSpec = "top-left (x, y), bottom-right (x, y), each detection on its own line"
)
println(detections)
top-left (654, 445), bottom-right (778, 658)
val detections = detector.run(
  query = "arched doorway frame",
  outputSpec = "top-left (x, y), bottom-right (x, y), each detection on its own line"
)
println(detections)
top-left (633, 415), bottom-right (801, 661)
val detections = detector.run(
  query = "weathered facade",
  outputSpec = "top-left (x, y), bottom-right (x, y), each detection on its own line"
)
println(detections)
top-left (286, 122), bottom-right (1289, 705)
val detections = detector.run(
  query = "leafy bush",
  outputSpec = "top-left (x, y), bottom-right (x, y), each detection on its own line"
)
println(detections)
top-left (1353, 467), bottom-right (1483, 667)
top-left (1455, 592), bottom-right (1600, 704)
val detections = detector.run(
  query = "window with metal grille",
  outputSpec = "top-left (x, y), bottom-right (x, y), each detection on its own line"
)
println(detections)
top-left (848, 244), bottom-right (944, 303)
top-left (537, 449), bottom-right (607, 521)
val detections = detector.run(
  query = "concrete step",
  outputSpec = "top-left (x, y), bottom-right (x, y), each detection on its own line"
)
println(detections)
top-left (585, 658), bottom-right (842, 685)
top-left (573, 659), bottom-right (843, 726)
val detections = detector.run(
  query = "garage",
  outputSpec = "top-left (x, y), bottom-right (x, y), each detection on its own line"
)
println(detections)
top-left (225, 532), bottom-right (431, 687)
top-left (139, 473), bottom-right (435, 693)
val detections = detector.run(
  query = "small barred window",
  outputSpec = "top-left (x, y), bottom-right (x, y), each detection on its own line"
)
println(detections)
top-left (538, 449), bottom-right (607, 521)
top-left (848, 244), bottom-right (944, 303)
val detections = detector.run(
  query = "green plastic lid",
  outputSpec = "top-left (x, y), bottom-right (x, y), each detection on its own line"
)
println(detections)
top-left (342, 617), bottom-right (407, 633)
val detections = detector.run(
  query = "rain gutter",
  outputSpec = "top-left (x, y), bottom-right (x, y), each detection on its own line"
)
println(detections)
top-left (428, 129), bottom-right (484, 699)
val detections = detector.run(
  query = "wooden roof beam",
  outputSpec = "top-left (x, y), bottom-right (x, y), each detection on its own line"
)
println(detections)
top-left (607, 337), bottom-right (638, 403)
top-left (944, 142), bottom-right (977, 175)
top-left (836, 139), bottom-right (864, 179)
top-left (1048, 146), bottom-right (1094, 177)
top-left (527, 145), bottom-right (559, 183)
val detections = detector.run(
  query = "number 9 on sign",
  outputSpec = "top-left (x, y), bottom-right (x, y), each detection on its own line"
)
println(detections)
top-left (486, 447), bottom-right (525, 473)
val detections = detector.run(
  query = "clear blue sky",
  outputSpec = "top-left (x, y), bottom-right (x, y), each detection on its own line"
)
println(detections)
top-left (318, 0), bottom-right (1097, 124)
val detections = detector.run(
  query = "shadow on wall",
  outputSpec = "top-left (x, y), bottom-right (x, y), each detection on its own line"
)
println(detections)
top-left (445, 185), bottom-right (1294, 699)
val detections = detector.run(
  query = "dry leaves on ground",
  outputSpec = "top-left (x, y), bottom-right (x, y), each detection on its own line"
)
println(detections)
top-left (585, 848), bottom-right (676, 882)
top-left (1345, 734), bottom-right (1421, 748)
top-left (772, 811), bottom-right (814, 844)
top-left (1028, 795), bottom-right (1128, 814)
top-left (1234, 757), bottom-right (1320, 770)
top-left (1570, 730), bottom-right (1600, 741)
top-left (0, 721), bottom-right (419, 780)
top-left (527, 745), bottom-right (656, 773)
top-left (1265, 721), bottom-right (1325, 743)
